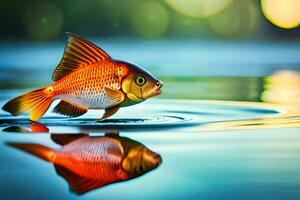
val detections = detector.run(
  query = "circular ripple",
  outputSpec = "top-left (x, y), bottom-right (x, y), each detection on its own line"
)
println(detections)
top-left (0, 99), bottom-right (282, 133)
top-left (0, 115), bottom-right (196, 133)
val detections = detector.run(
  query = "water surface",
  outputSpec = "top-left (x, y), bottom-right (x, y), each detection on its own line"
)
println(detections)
top-left (0, 41), bottom-right (300, 200)
top-left (0, 96), bottom-right (300, 200)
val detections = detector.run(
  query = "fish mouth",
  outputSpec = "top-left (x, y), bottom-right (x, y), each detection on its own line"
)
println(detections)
top-left (153, 154), bottom-right (162, 165)
top-left (153, 89), bottom-right (162, 96)
top-left (147, 89), bottom-right (161, 98)
top-left (148, 85), bottom-right (162, 98)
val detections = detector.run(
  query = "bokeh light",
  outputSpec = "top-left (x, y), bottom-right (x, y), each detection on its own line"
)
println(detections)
top-left (0, 0), bottom-right (299, 39)
top-left (130, 1), bottom-right (169, 38)
top-left (170, 15), bottom-right (210, 37)
top-left (262, 70), bottom-right (300, 107)
top-left (261, 0), bottom-right (300, 29)
top-left (165, 0), bottom-right (233, 18)
top-left (23, 1), bottom-right (63, 39)
top-left (208, 0), bottom-right (259, 37)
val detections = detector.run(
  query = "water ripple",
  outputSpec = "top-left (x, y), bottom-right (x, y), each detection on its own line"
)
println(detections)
top-left (0, 99), bottom-right (296, 133)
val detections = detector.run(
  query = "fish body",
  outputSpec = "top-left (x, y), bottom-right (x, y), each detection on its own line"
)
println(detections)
top-left (53, 61), bottom-right (121, 109)
top-left (7, 135), bottom-right (162, 194)
top-left (53, 137), bottom-right (126, 182)
top-left (2, 33), bottom-right (163, 121)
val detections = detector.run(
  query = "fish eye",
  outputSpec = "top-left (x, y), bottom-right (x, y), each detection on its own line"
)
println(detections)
top-left (156, 81), bottom-right (161, 86)
top-left (135, 76), bottom-right (146, 86)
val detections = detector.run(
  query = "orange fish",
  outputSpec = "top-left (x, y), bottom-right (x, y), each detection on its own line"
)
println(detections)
top-left (7, 134), bottom-right (162, 194)
top-left (2, 33), bottom-right (163, 121)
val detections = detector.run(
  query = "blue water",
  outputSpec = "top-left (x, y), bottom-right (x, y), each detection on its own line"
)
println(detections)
top-left (1, 128), bottom-right (300, 200)
top-left (0, 97), bottom-right (300, 200)
top-left (0, 41), bottom-right (299, 200)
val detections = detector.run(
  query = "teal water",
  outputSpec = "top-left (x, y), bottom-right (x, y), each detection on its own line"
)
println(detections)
top-left (0, 41), bottom-right (300, 200)
top-left (0, 98), bottom-right (300, 200)
top-left (1, 128), bottom-right (300, 200)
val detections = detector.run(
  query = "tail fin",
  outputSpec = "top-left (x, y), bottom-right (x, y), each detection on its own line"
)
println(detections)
top-left (6, 143), bottom-right (55, 162)
top-left (2, 87), bottom-right (54, 121)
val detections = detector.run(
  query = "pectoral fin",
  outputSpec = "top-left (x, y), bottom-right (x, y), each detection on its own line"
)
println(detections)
top-left (104, 87), bottom-right (124, 106)
top-left (98, 105), bottom-right (120, 121)
top-left (106, 138), bottom-right (124, 158)
top-left (98, 87), bottom-right (124, 121)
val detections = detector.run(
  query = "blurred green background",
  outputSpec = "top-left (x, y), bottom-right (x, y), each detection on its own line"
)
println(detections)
top-left (0, 0), bottom-right (299, 40)
top-left (0, 0), bottom-right (299, 105)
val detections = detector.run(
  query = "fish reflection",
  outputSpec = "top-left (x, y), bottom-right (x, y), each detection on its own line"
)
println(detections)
top-left (3, 121), bottom-right (49, 133)
top-left (7, 133), bottom-right (162, 194)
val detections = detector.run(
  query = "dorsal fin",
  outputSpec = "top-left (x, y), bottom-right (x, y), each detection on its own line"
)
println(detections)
top-left (54, 165), bottom-right (107, 194)
top-left (52, 32), bottom-right (112, 81)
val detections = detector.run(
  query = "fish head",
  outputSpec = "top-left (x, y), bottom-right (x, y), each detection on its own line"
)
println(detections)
top-left (118, 61), bottom-right (163, 102)
top-left (121, 144), bottom-right (162, 177)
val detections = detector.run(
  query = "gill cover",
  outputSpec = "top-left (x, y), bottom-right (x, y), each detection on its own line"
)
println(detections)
top-left (121, 72), bottom-right (144, 101)
top-left (121, 62), bottom-right (160, 102)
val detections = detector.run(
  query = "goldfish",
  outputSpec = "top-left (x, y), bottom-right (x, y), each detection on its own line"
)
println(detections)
top-left (7, 134), bottom-right (162, 194)
top-left (2, 33), bottom-right (163, 121)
